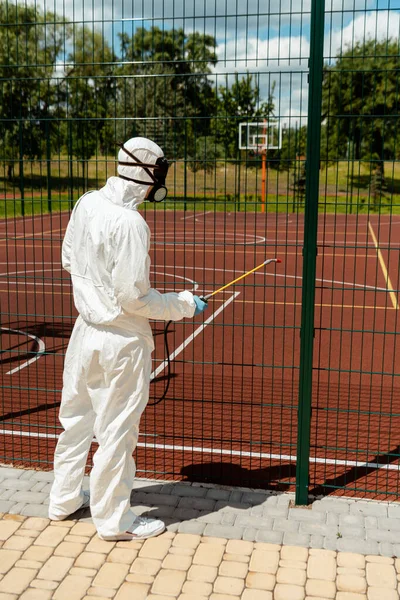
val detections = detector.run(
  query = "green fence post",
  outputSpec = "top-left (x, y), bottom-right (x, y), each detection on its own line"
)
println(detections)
top-left (46, 120), bottom-right (52, 213)
top-left (19, 120), bottom-right (25, 217)
top-left (295, 0), bottom-right (326, 506)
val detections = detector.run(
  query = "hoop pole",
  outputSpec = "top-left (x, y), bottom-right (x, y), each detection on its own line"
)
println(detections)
top-left (261, 150), bottom-right (267, 213)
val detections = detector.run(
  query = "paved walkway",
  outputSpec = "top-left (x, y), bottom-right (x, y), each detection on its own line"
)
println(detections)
top-left (0, 465), bottom-right (400, 599)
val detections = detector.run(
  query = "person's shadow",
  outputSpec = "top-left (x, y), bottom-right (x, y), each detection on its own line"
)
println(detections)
top-left (73, 461), bottom-right (296, 527)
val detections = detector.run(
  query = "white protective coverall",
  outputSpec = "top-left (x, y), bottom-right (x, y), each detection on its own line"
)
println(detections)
top-left (48, 137), bottom-right (196, 539)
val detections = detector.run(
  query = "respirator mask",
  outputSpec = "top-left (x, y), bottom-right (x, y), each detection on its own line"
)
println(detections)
top-left (117, 142), bottom-right (169, 202)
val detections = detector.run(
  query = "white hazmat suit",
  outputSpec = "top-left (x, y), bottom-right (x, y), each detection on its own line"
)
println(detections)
top-left (49, 137), bottom-right (197, 540)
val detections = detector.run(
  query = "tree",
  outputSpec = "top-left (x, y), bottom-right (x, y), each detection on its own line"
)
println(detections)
top-left (213, 74), bottom-right (275, 159)
top-left (65, 28), bottom-right (117, 180)
top-left (0, 2), bottom-right (69, 181)
top-left (116, 27), bottom-right (218, 157)
top-left (322, 39), bottom-right (400, 173)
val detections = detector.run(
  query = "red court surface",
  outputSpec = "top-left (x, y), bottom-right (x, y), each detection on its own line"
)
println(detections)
top-left (0, 209), bottom-right (399, 500)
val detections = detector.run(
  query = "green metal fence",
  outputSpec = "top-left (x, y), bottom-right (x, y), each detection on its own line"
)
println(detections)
top-left (0, 0), bottom-right (399, 503)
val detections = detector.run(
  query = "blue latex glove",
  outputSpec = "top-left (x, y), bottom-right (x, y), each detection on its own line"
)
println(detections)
top-left (193, 295), bottom-right (208, 316)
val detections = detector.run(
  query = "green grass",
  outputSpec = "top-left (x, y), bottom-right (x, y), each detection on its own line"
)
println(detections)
top-left (0, 158), bottom-right (399, 217)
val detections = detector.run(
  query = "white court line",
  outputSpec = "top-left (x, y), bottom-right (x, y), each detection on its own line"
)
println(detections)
top-left (0, 428), bottom-right (398, 472)
top-left (150, 292), bottom-right (239, 380)
top-left (0, 262), bottom-right (390, 294)
top-left (1, 327), bottom-right (46, 375)
top-left (181, 211), bottom-right (212, 221)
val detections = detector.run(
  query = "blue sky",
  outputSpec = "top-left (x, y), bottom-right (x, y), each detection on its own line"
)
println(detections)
top-left (34, 0), bottom-right (400, 126)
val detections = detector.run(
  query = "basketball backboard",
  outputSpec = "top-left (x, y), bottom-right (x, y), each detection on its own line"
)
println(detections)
top-left (239, 121), bottom-right (282, 151)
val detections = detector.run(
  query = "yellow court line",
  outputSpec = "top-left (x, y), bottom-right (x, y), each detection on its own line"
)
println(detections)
top-left (368, 221), bottom-right (399, 310)
top-left (0, 288), bottom-right (391, 310)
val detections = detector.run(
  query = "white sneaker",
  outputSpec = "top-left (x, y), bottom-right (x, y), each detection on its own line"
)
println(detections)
top-left (100, 516), bottom-right (166, 541)
top-left (49, 490), bottom-right (90, 521)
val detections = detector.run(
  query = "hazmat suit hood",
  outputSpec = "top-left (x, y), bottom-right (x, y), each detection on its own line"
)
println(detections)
top-left (100, 137), bottom-right (165, 211)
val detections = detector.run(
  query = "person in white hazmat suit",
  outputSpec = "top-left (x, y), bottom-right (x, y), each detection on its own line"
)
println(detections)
top-left (48, 137), bottom-right (208, 540)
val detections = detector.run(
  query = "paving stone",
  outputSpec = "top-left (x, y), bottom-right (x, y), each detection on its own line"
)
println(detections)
top-left (349, 502), bottom-right (388, 518)
top-left (305, 578), bottom-right (336, 598)
top-left (187, 565), bottom-right (218, 583)
top-left (19, 588), bottom-right (53, 600)
top-left (0, 522), bottom-right (20, 542)
top-left (37, 556), bottom-right (74, 581)
top-left (0, 501), bottom-right (14, 513)
top-left (249, 550), bottom-right (279, 574)
top-left (310, 535), bottom-right (324, 549)
top-left (30, 579), bottom-right (59, 590)
top-left (19, 505), bottom-right (53, 519)
top-left (86, 586), bottom-right (115, 598)
top-left (336, 538), bottom-right (379, 555)
top-left (106, 547), bottom-right (138, 564)
top-left (197, 512), bottom-right (223, 525)
top-left (130, 558), bottom-right (162, 576)
top-left (235, 515), bottom-right (272, 529)
top-left (204, 525), bottom-right (244, 540)
top-left (223, 553), bottom-right (249, 563)
top-left (337, 574), bottom-right (367, 594)
top-left (229, 490), bottom-right (243, 503)
top-left (21, 518), bottom-right (49, 532)
top-left (0, 480), bottom-right (35, 492)
top-left (378, 542), bottom-right (395, 557)
top-left (214, 575), bottom-right (244, 596)
top-left (93, 563), bottom-right (129, 589)
top-left (193, 543), bottom-right (225, 567)
top-left (242, 528), bottom-right (257, 542)
top-left (273, 518), bottom-right (299, 533)
top-left (170, 547), bottom-right (196, 557)
top-left (206, 490), bottom-right (231, 501)
top-left (255, 530), bottom-right (284, 544)
top-left (245, 572), bottom-right (275, 590)
top-left (162, 553), bottom-right (192, 571)
top-left (178, 497), bottom-right (216, 511)
top-left (241, 590), bottom-right (273, 600)
top-left (8, 503), bottom-right (27, 515)
top-left (133, 492), bottom-right (179, 507)
top-left (214, 501), bottom-right (251, 513)
top-left (337, 567), bottom-right (365, 577)
top-left (34, 526), bottom-right (69, 547)
top-left (254, 542), bottom-right (282, 552)
top-left (299, 522), bottom-right (339, 536)
top-left (173, 534), bottom-right (201, 549)
top-left (242, 492), bottom-right (271, 505)
top-left (53, 575), bottom-right (92, 600)
top-left (377, 517), bottom-right (400, 531)
top-left (173, 508), bottom-right (200, 521)
top-left (9, 492), bottom-right (47, 504)
top-left (307, 554), bottom-right (336, 581)
top-left (151, 569), bottom-right (186, 596)
top-left (139, 537), bottom-right (171, 560)
top-left (0, 490), bottom-right (14, 501)
top-left (289, 508), bottom-right (325, 522)
top-left (366, 562), bottom-right (397, 588)
top-left (277, 566), bottom-right (306, 586)
top-left (281, 545), bottom-right (308, 562)
top-left (15, 559), bottom-right (43, 569)
top-left (178, 522), bottom-right (206, 535)
top-left (172, 485), bottom-right (207, 498)
top-left (0, 567), bottom-right (37, 595)
top-left (337, 553), bottom-right (366, 569)
top-left (366, 529), bottom-right (400, 543)
top-left (22, 545), bottom-right (53, 563)
top-left (312, 500), bottom-right (350, 515)
top-left (3, 535), bottom-right (33, 551)
top-left (283, 532), bottom-right (311, 547)
top-left (388, 505), bottom-right (400, 519)
top-left (262, 506), bottom-right (289, 518)
top-left (30, 472), bottom-right (54, 482)
top-left (218, 560), bottom-right (248, 579)
top-left (70, 523), bottom-right (97, 537)
top-left (70, 567), bottom-right (97, 578)
top-left (75, 552), bottom-right (107, 570)
top-left (364, 517), bottom-right (378, 529)
top-left (29, 481), bottom-right (47, 493)
top-left (367, 588), bottom-right (398, 600)
top-left (182, 580), bottom-right (212, 596)
top-left (274, 583), bottom-right (305, 600)
top-left (0, 549), bottom-right (22, 574)
top-left (85, 537), bottom-right (115, 554)
top-left (54, 541), bottom-right (86, 558)
top-left (0, 468), bottom-right (24, 479)
top-left (225, 540), bottom-right (253, 555)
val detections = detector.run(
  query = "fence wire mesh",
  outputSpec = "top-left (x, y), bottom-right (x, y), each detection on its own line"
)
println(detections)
top-left (0, 0), bottom-right (398, 501)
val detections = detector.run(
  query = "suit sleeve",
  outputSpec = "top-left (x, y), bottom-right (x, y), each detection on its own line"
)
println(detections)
top-left (111, 216), bottom-right (196, 321)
